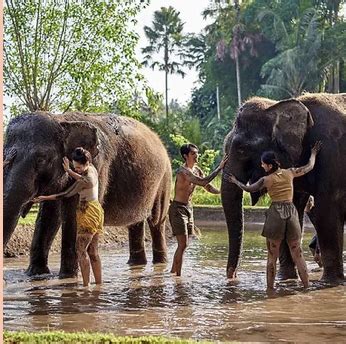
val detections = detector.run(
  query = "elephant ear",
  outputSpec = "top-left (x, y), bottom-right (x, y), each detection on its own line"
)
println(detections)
top-left (267, 99), bottom-right (314, 163)
top-left (60, 121), bottom-right (99, 158)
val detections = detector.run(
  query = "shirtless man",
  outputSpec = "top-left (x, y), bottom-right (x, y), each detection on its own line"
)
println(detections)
top-left (169, 143), bottom-right (228, 276)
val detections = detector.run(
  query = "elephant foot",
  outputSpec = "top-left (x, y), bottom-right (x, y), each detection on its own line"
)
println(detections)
top-left (152, 249), bottom-right (168, 264)
top-left (227, 267), bottom-right (237, 280)
top-left (127, 250), bottom-right (147, 266)
top-left (277, 266), bottom-right (298, 280)
top-left (26, 264), bottom-right (50, 276)
top-left (59, 270), bottom-right (78, 279)
top-left (320, 270), bottom-right (344, 285)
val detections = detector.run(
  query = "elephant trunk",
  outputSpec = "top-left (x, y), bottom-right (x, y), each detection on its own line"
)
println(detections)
top-left (221, 164), bottom-right (246, 279)
top-left (3, 166), bottom-right (36, 248)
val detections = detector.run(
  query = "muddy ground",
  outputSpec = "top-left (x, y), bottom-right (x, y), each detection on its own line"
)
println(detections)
top-left (5, 224), bottom-right (174, 258)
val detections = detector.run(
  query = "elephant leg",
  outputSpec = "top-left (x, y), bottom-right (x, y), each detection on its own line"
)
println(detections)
top-left (147, 218), bottom-right (168, 264)
top-left (278, 242), bottom-right (297, 280)
top-left (59, 196), bottom-right (79, 278)
top-left (127, 221), bottom-right (147, 265)
top-left (26, 200), bottom-right (62, 276)
top-left (315, 200), bottom-right (344, 283)
top-left (147, 185), bottom-right (169, 264)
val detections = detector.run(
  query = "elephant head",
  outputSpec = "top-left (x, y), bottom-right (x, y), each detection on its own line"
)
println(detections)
top-left (3, 113), bottom-right (99, 248)
top-left (221, 97), bottom-right (314, 278)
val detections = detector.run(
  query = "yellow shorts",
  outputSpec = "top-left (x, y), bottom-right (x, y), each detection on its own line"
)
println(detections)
top-left (76, 200), bottom-right (104, 235)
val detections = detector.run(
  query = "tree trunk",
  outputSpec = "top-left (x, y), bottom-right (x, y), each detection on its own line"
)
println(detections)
top-left (164, 42), bottom-right (169, 123)
top-left (235, 54), bottom-right (242, 107)
top-left (326, 62), bottom-right (340, 93)
top-left (165, 68), bottom-right (168, 122)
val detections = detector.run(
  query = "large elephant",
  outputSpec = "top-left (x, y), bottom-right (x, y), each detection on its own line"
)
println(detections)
top-left (221, 93), bottom-right (345, 283)
top-left (4, 112), bottom-right (172, 278)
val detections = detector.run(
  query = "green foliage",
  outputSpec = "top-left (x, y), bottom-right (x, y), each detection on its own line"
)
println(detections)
top-left (192, 176), bottom-right (222, 205)
top-left (198, 149), bottom-right (219, 175)
top-left (18, 210), bottom-right (38, 226)
top-left (185, 0), bottom-right (345, 113)
top-left (169, 133), bottom-right (220, 174)
top-left (258, 8), bottom-right (323, 97)
top-left (4, 0), bottom-right (148, 115)
top-left (3, 331), bottom-right (204, 344)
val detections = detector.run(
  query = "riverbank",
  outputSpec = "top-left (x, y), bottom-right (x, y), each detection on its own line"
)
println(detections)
top-left (5, 206), bottom-right (317, 258)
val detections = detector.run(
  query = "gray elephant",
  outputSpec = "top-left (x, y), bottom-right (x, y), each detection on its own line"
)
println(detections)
top-left (221, 93), bottom-right (345, 283)
top-left (3, 112), bottom-right (172, 278)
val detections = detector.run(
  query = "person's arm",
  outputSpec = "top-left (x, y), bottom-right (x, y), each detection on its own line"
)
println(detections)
top-left (204, 184), bottom-right (220, 194)
top-left (227, 172), bottom-right (268, 193)
top-left (62, 157), bottom-right (83, 181)
top-left (195, 166), bottom-right (221, 194)
top-left (290, 141), bottom-right (322, 178)
top-left (32, 179), bottom-right (86, 203)
top-left (182, 155), bottom-right (228, 187)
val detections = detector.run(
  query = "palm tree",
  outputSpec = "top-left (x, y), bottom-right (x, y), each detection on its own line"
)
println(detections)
top-left (258, 8), bottom-right (323, 98)
top-left (215, 0), bottom-right (261, 107)
top-left (142, 6), bottom-right (185, 121)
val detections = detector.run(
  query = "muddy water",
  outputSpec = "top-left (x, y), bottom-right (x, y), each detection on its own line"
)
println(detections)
top-left (3, 230), bottom-right (346, 342)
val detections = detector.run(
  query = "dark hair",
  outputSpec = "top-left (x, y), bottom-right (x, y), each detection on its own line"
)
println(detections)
top-left (261, 151), bottom-right (280, 173)
top-left (72, 147), bottom-right (92, 165)
top-left (180, 143), bottom-right (198, 161)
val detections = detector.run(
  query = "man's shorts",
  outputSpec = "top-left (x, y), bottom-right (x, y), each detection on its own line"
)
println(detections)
top-left (169, 200), bottom-right (194, 236)
top-left (262, 202), bottom-right (301, 241)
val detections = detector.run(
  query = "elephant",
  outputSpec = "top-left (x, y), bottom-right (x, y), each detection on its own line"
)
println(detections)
top-left (221, 93), bottom-right (345, 283)
top-left (3, 112), bottom-right (172, 278)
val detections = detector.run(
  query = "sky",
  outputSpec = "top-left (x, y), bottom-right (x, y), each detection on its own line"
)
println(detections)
top-left (135, 0), bottom-right (213, 105)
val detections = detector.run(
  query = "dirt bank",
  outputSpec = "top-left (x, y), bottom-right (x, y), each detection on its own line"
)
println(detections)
top-left (7, 206), bottom-right (315, 258)
top-left (4, 206), bottom-right (264, 257)
top-left (4, 225), bottom-right (130, 258)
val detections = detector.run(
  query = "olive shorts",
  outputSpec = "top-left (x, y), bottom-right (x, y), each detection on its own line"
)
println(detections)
top-left (169, 200), bottom-right (194, 236)
top-left (262, 202), bottom-right (301, 241)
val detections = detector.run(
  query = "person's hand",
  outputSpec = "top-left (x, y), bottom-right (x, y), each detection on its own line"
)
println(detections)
top-left (311, 141), bottom-right (322, 155)
top-left (62, 157), bottom-right (70, 172)
top-left (32, 196), bottom-right (48, 203)
top-left (32, 195), bottom-right (55, 203)
top-left (219, 154), bottom-right (229, 169)
top-left (228, 173), bottom-right (237, 184)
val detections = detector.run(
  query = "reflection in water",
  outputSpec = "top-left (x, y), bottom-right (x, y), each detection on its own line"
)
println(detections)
top-left (3, 229), bottom-right (346, 341)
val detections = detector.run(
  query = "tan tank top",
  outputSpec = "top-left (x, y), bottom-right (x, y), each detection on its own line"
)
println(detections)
top-left (266, 169), bottom-right (293, 202)
top-left (56, 164), bottom-right (99, 202)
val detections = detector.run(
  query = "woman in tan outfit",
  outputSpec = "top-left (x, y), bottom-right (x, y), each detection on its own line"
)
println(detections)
top-left (228, 142), bottom-right (321, 289)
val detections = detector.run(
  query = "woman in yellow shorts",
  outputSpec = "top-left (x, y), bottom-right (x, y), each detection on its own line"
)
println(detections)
top-left (33, 147), bottom-right (104, 287)
top-left (228, 142), bottom-right (321, 290)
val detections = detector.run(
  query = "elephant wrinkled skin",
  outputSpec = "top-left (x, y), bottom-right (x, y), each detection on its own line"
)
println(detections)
top-left (3, 112), bottom-right (172, 278)
top-left (222, 93), bottom-right (345, 283)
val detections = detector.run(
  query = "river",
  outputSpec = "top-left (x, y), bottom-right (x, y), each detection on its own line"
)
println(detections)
top-left (3, 229), bottom-right (346, 342)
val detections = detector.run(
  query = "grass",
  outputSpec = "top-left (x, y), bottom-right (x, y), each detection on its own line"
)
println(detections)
top-left (18, 211), bottom-right (38, 226)
top-left (3, 331), bottom-right (209, 344)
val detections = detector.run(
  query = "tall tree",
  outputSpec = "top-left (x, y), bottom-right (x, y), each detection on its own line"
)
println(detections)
top-left (313, 0), bottom-right (344, 92)
top-left (258, 7), bottom-right (324, 97)
top-left (4, 0), bottom-right (147, 115)
top-left (142, 6), bottom-right (186, 121)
